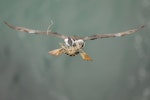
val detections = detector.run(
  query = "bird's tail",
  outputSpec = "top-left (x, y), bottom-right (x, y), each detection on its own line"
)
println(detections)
top-left (79, 50), bottom-right (92, 61)
top-left (48, 48), bottom-right (64, 56)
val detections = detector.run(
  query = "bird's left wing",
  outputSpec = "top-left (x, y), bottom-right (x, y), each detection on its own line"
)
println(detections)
top-left (4, 21), bottom-right (67, 39)
top-left (81, 25), bottom-right (145, 41)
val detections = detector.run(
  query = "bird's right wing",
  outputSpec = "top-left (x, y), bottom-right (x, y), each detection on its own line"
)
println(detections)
top-left (4, 21), bottom-right (67, 39)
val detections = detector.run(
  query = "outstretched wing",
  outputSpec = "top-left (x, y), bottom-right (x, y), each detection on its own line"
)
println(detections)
top-left (4, 21), bottom-right (67, 39)
top-left (81, 25), bottom-right (145, 41)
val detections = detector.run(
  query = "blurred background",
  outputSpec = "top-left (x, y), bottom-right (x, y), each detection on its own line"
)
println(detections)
top-left (0, 0), bottom-right (150, 100)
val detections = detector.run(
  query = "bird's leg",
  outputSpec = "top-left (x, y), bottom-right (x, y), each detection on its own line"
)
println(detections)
top-left (79, 49), bottom-right (92, 61)
top-left (48, 48), bottom-right (64, 56)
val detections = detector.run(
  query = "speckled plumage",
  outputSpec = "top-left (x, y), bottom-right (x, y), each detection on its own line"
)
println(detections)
top-left (4, 21), bottom-right (144, 60)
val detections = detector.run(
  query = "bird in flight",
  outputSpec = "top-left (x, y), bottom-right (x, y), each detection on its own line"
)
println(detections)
top-left (4, 21), bottom-right (144, 61)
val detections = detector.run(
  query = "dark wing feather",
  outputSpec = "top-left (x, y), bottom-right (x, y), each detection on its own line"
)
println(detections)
top-left (4, 21), bottom-right (67, 39)
top-left (82, 25), bottom-right (145, 41)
